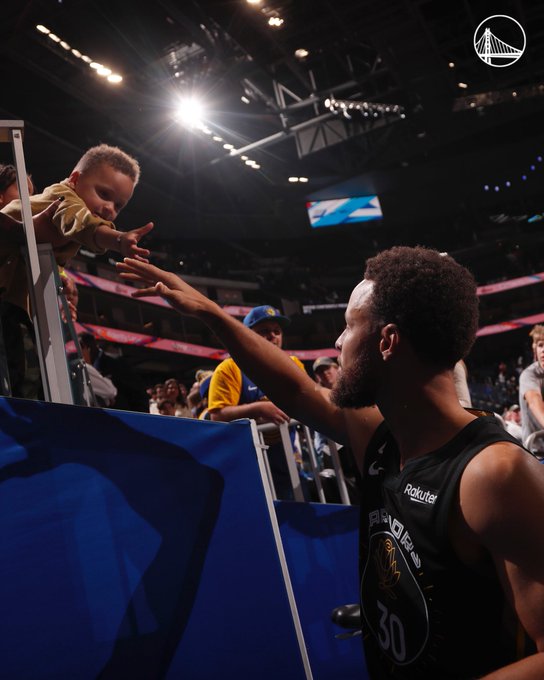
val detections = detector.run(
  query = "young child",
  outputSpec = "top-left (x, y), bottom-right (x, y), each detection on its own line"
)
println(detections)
top-left (0, 144), bottom-right (153, 398)
top-left (0, 144), bottom-right (153, 312)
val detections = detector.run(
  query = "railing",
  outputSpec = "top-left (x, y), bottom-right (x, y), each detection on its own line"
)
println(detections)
top-left (256, 419), bottom-right (354, 505)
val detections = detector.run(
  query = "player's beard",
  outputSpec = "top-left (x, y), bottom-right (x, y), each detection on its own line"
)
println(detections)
top-left (331, 345), bottom-right (379, 409)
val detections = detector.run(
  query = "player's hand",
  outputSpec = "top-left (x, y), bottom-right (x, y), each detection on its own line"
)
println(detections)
top-left (117, 257), bottom-right (216, 317)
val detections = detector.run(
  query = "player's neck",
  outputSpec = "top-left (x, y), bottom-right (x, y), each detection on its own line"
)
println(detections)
top-left (379, 371), bottom-right (476, 466)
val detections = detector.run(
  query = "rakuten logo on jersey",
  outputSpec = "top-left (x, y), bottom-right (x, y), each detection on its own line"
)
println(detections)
top-left (403, 483), bottom-right (437, 505)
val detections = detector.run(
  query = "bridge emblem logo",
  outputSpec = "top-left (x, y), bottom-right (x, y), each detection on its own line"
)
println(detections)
top-left (473, 15), bottom-right (526, 68)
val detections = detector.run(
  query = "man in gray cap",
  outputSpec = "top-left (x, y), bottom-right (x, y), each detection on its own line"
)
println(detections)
top-left (312, 356), bottom-right (340, 390)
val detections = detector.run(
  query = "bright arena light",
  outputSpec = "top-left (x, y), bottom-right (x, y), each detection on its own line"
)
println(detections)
top-left (174, 97), bottom-right (205, 128)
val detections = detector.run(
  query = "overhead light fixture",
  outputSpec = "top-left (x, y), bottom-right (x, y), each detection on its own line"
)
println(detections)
top-left (241, 95), bottom-right (250, 104)
top-left (36, 25), bottom-right (123, 84)
top-left (223, 143), bottom-right (234, 150)
top-left (295, 48), bottom-right (309, 60)
top-left (288, 177), bottom-right (299, 183)
top-left (268, 16), bottom-right (284, 27)
top-left (458, 82), bottom-right (468, 89)
top-left (174, 96), bottom-right (205, 129)
top-left (448, 61), bottom-right (455, 68)
top-left (246, 0), bottom-right (261, 4)
top-left (325, 97), bottom-right (405, 120)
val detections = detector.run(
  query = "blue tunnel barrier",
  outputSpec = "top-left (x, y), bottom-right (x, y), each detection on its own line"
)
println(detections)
top-left (0, 397), bottom-right (367, 678)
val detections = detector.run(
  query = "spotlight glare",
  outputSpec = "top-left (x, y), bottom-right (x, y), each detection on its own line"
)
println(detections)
top-left (107, 74), bottom-right (123, 84)
top-left (97, 66), bottom-right (112, 77)
top-left (81, 55), bottom-right (92, 63)
top-left (175, 97), bottom-right (205, 128)
top-left (90, 62), bottom-right (103, 70)
top-left (212, 136), bottom-right (223, 142)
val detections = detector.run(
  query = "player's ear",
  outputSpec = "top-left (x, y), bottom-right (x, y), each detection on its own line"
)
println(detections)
top-left (379, 323), bottom-right (399, 361)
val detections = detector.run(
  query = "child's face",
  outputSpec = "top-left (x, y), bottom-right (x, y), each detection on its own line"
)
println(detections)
top-left (69, 162), bottom-right (134, 222)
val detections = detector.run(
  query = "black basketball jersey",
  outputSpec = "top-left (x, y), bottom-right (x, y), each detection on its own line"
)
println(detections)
top-left (359, 415), bottom-right (534, 679)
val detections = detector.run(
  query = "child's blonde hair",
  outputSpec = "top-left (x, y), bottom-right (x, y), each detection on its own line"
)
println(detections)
top-left (74, 144), bottom-right (140, 185)
top-left (530, 324), bottom-right (544, 346)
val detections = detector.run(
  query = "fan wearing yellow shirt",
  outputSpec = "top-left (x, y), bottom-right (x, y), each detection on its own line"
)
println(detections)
top-left (207, 305), bottom-right (306, 498)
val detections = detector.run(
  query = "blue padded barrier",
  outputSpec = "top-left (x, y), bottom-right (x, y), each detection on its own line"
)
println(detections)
top-left (275, 501), bottom-right (369, 680)
top-left (0, 397), bottom-right (307, 679)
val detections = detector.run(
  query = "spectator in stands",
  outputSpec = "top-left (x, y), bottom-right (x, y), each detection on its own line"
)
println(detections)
top-left (119, 247), bottom-right (544, 679)
top-left (164, 377), bottom-right (192, 418)
top-left (149, 383), bottom-right (165, 415)
top-left (187, 369), bottom-right (214, 420)
top-left (59, 268), bottom-right (79, 323)
top-left (312, 356), bottom-right (340, 390)
top-left (519, 324), bottom-right (544, 446)
top-left (0, 167), bottom-right (61, 398)
top-left (157, 398), bottom-right (176, 417)
top-left (453, 359), bottom-right (472, 407)
top-left (79, 333), bottom-right (147, 412)
top-left (312, 357), bottom-right (340, 467)
top-left (0, 164), bottom-right (33, 205)
top-left (77, 332), bottom-right (117, 407)
top-left (208, 305), bottom-right (306, 499)
top-left (502, 404), bottom-right (523, 441)
top-left (311, 356), bottom-right (361, 502)
top-left (0, 148), bottom-right (153, 399)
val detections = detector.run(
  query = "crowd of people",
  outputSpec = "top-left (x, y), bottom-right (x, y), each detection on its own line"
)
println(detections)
top-left (2, 144), bottom-right (544, 678)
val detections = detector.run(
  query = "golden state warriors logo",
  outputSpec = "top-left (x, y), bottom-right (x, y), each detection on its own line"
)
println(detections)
top-left (473, 15), bottom-right (526, 68)
top-left (361, 531), bottom-right (429, 665)
top-left (373, 537), bottom-right (400, 599)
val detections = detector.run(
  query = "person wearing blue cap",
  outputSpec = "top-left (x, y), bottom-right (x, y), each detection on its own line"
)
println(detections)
top-left (206, 305), bottom-right (306, 499)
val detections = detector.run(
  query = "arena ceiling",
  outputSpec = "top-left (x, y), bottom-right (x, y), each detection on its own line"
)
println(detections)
top-left (2, 0), bottom-right (544, 245)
